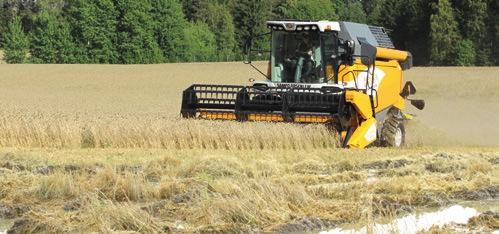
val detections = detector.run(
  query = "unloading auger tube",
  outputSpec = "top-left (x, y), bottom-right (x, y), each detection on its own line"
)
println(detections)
top-left (180, 20), bottom-right (425, 149)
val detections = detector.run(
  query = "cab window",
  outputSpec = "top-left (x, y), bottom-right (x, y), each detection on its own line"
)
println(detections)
top-left (271, 31), bottom-right (324, 83)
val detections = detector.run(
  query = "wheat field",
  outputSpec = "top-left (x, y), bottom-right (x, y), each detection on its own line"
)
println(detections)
top-left (0, 64), bottom-right (497, 148)
top-left (0, 63), bottom-right (340, 150)
top-left (0, 63), bottom-right (497, 233)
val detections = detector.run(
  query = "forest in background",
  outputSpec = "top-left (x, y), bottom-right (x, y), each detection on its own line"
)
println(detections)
top-left (0, 0), bottom-right (497, 66)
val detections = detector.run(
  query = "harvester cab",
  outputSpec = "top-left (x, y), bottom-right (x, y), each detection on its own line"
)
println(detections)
top-left (181, 20), bottom-right (425, 149)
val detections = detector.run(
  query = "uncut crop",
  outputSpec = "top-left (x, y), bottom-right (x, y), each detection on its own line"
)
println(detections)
top-left (0, 112), bottom-right (338, 150)
top-left (0, 63), bottom-right (343, 150)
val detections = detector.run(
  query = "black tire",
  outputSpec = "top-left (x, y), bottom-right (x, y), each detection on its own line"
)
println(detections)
top-left (380, 110), bottom-right (406, 147)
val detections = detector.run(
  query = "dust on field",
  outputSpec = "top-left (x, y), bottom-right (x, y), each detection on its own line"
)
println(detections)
top-left (405, 67), bottom-right (499, 147)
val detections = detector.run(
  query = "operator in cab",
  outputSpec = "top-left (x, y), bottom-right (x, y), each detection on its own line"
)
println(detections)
top-left (283, 33), bottom-right (320, 83)
top-left (296, 36), bottom-right (317, 83)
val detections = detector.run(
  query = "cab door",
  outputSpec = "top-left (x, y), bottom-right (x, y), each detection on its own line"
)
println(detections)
top-left (320, 31), bottom-right (339, 84)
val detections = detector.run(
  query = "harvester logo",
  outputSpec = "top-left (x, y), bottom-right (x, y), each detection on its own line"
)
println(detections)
top-left (276, 83), bottom-right (312, 89)
top-left (344, 66), bottom-right (385, 96)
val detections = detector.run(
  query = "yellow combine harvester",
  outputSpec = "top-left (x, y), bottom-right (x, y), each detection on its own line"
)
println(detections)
top-left (181, 21), bottom-right (424, 149)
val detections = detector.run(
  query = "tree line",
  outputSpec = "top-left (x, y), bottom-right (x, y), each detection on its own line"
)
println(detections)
top-left (0, 0), bottom-right (497, 66)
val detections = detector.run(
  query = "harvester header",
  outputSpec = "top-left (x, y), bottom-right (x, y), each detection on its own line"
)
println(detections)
top-left (181, 20), bottom-right (424, 149)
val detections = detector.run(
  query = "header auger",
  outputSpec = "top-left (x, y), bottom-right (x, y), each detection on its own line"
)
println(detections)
top-left (181, 20), bottom-right (425, 149)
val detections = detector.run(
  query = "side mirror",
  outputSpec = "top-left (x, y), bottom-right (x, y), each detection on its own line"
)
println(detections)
top-left (242, 32), bottom-right (271, 79)
top-left (346, 40), bottom-right (355, 54)
top-left (344, 40), bottom-right (355, 66)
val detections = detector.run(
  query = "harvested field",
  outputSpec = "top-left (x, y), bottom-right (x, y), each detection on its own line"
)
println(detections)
top-left (0, 63), bottom-right (497, 233)
top-left (0, 148), bottom-right (497, 233)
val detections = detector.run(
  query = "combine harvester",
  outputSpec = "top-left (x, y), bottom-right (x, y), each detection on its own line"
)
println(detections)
top-left (181, 20), bottom-right (425, 149)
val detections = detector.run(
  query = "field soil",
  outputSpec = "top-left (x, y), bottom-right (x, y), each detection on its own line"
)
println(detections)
top-left (0, 63), bottom-right (497, 233)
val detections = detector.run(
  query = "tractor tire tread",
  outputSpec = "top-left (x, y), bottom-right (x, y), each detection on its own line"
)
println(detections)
top-left (380, 109), bottom-right (406, 147)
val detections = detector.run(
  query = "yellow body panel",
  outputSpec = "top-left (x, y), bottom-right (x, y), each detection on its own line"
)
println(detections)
top-left (376, 47), bottom-right (409, 61)
top-left (345, 91), bottom-right (373, 120)
top-left (338, 59), bottom-right (405, 113)
top-left (374, 60), bottom-right (404, 112)
top-left (393, 96), bottom-right (406, 110)
top-left (337, 59), bottom-right (367, 85)
top-left (347, 118), bottom-right (377, 149)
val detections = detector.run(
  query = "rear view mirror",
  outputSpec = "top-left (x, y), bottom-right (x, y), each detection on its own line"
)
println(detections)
top-left (244, 32), bottom-right (271, 65)
top-left (346, 40), bottom-right (355, 54)
top-left (342, 40), bottom-right (355, 66)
